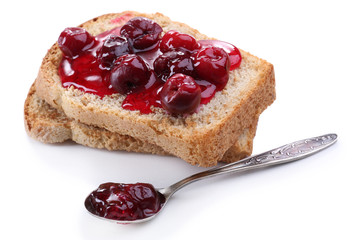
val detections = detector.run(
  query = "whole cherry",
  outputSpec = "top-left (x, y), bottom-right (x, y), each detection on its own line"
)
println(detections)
top-left (194, 46), bottom-right (230, 88)
top-left (120, 17), bottom-right (163, 51)
top-left (198, 40), bottom-right (242, 70)
top-left (154, 50), bottom-right (195, 81)
top-left (109, 54), bottom-right (150, 94)
top-left (160, 73), bottom-right (201, 115)
top-left (98, 35), bottom-right (133, 68)
top-left (58, 27), bottom-right (96, 58)
top-left (160, 30), bottom-right (200, 53)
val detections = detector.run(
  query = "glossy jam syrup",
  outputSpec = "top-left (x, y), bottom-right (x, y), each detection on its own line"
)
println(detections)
top-left (196, 79), bottom-right (217, 104)
top-left (59, 51), bottom-right (116, 97)
top-left (58, 27), bottom-right (242, 114)
top-left (110, 13), bottom-right (133, 25)
top-left (85, 182), bottom-right (164, 221)
top-left (122, 71), bottom-right (164, 114)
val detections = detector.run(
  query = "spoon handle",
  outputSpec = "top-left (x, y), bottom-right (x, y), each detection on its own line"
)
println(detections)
top-left (162, 133), bottom-right (337, 197)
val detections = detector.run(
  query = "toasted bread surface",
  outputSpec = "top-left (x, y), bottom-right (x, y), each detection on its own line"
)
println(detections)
top-left (35, 11), bottom-right (275, 166)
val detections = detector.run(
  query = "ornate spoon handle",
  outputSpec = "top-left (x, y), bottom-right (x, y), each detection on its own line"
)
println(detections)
top-left (220, 133), bottom-right (338, 172)
top-left (162, 134), bottom-right (337, 197)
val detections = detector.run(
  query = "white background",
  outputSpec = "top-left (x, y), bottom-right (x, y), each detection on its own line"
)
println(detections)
top-left (1, 0), bottom-right (354, 239)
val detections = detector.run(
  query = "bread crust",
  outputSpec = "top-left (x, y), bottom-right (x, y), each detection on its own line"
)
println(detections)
top-left (34, 11), bottom-right (275, 166)
top-left (25, 84), bottom-right (255, 162)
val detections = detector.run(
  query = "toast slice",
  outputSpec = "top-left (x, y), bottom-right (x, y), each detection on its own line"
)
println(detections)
top-left (35, 11), bottom-right (275, 166)
top-left (25, 84), bottom-right (256, 162)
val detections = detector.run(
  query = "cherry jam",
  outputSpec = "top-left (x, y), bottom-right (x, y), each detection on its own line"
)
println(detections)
top-left (85, 182), bottom-right (164, 221)
top-left (58, 17), bottom-right (242, 114)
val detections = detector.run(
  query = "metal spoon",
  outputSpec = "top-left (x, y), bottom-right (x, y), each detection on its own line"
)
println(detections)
top-left (85, 133), bottom-right (337, 224)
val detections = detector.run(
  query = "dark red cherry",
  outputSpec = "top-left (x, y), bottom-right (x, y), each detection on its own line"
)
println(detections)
top-left (58, 27), bottom-right (96, 58)
top-left (160, 73), bottom-right (201, 114)
top-left (198, 40), bottom-right (242, 70)
top-left (153, 51), bottom-right (195, 81)
top-left (120, 17), bottom-right (163, 51)
top-left (98, 35), bottom-right (133, 68)
top-left (194, 46), bottom-right (230, 88)
top-left (109, 54), bottom-right (150, 94)
top-left (160, 30), bottom-right (200, 53)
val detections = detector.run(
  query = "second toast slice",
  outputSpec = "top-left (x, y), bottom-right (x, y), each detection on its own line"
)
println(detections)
top-left (25, 84), bottom-right (257, 163)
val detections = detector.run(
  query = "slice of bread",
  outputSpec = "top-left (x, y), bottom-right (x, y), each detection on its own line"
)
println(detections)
top-left (34, 11), bottom-right (275, 166)
top-left (25, 84), bottom-right (256, 163)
